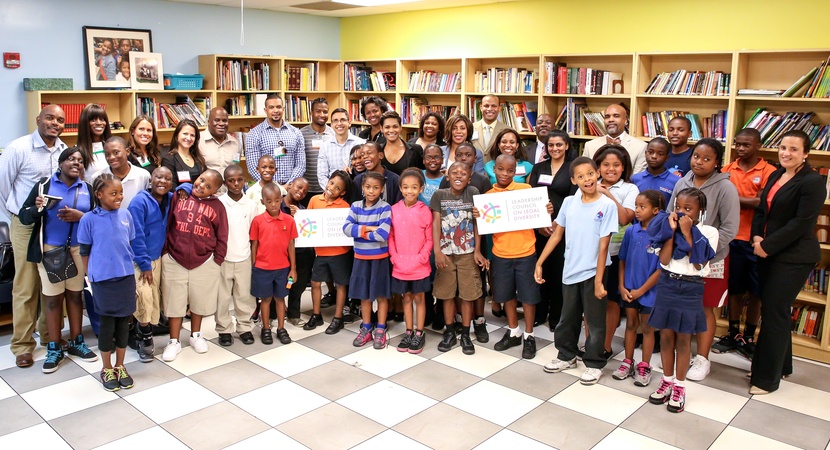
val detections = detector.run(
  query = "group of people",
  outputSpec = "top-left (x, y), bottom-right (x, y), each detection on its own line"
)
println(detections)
top-left (0, 95), bottom-right (823, 413)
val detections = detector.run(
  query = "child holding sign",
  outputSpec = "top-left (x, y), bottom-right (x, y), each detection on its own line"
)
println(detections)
top-left (474, 155), bottom-right (552, 360)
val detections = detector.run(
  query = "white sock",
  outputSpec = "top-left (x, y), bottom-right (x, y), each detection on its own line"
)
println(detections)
top-left (455, 314), bottom-right (462, 323)
top-left (192, 332), bottom-right (201, 338)
top-left (510, 326), bottom-right (522, 338)
top-left (523, 331), bottom-right (534, 339)
top-left (169, 339), bottom-right (179, 344)
top-left (475, 316), bottom-right (486, 325)
top-left (674, 379), bottom-right (685, 387)
top-left (663, 375), bottom-right (674, 383)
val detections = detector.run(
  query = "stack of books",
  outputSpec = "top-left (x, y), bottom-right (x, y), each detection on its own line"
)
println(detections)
top-left (284, 63), bottom-right (318, 91)
top-left (644, 70), bottom-right (730, 96)
top-left (40, 103), bottom-right (102, 133)
top-left (544, 63), bottom-right (623, 95)
top-left (137, 95), bottom-right (208, 130)
top-left (473, 67), bottom-right (537, 94)
top-left (742, 108), bottom-right (830, 150)
top-left (641, 110), bottom-right (727, 141)
top-left (552, 98), bottom-right (605, 136)
top-left (217, 60), bottom-right (270, 91)
top-left (407, 70), bottom-right (461, 93)
top-left (344, 63), bottom-right (395, 92)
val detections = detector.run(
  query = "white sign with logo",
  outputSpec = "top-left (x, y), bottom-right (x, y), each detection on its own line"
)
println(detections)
top-left (293, 209), bottom-right (354, 248)
top-left (473, 187), bottom-right (551, 235)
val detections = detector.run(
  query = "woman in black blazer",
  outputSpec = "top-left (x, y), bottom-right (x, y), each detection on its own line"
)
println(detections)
top-left (750, 130), bottom-right (826, 395)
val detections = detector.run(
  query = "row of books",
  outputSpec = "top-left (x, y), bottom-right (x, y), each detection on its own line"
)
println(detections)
top-left (284, 63), bottom-right (319, 91)
top-left (347, 97), bottom-right (396, 123)
top-left (216, 60), bottom-right (271, 91)
top-left (786, 56), bottom-right (830, 98)
top-left (472, 67), bottom-right (538, 94)
top-left (344, 63), bottom-right (395, 92)
top-left (407, 70), bottom-right (461, 93)
top-left (40, 103), bottom-right (106, 133)
top-left (642, 110), bottom-right (728, 141)
top-left (136, 95), bottom-right (208, 130)
top-left (742, 108), bottom-right (830, 150)
top-left (803, 267), bottom-right (830, 295)
top-left (552, 98), bottom-right (606, 137)
top-left (644, 70), bottom-right (731, 96)
top-left (284, 95), bottom-right (313, 122)
top-left (468, 98), bottom-right (538, 133)
top-left (543, 63), bottom-right (624, 96)
top-left (399, 97), bottom-right (459, 126)
top-left (223, 93), bottom-right (268, 118)
top-left (792, 304), bottom-right (824, 340)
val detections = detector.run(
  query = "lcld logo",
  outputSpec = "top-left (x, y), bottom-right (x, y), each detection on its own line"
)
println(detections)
top-left (482, 203), bottom-right (502, 224)
top-left (299, 218), bottom-right (318, 238)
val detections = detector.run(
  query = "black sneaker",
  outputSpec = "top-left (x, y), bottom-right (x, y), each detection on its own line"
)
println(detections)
top-left (601, 350), bottom-right (614, 360)
top-left (276, 328), bottom-right (292, 345)
top-left (342, 306), bottom-right (356, 324)
top-left (473, 321), bottom-right (489, 343)
top-left (408, 331), bottom-right (425, 354)
top-left (137, 328), bottom-right (155, 362)
top-left (737, 335), bottom-right (756, 361)
top-left (493, 330), bottom-right (521, 351)
top-left (116, 365), bottom-right (134, 389)
top-left (100, 368), bottom-right (120, 391)
top-left (437, 329), bottom-right (457, 352)
top-left (41, 342), bottom-right (64, 374)
top-left (218, 333), bottom-right (234, 347)
top-left (522, 336), bottom-right (537, 359)
top-left (320, 292), bottom-right (335, 308)
top-left (397, 330), bottom-right (413, 352)
top-left (325, 317), bottom-right (344, 335)
top-left (393, 312), bottom-right (404, 322)
top-left (712, 334), bottom-right (738, 354)
top-left (459, 332), bottom-right (475, 355)
top-left (261, 328), bottom-right (274, 345)
top-left (127, 322), bottom-right (139, 350)
top-left (303, 314), bottom-right (324, 330)
top-left (239, 331), bottom-right (255, 345)
top-left (67, 335), bottom-right (98, 362)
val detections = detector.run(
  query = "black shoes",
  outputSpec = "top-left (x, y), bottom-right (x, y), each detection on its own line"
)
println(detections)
top-left (239, 331), bottom-right (255, 345)
top-left (459, 332), bottom-right (475, 355)
top-left (218, 333), bottom-right (233, 346)
top-left (303, 314), bottom-right (324, 330)
top-left (473, 322), bottom-right (489, 343)
top-left (261, 328), bottom-right (273, 345)
top-left (494, 331), bottom-right (521, 351)
top-left (320, 292), bottom-right (335, 308)
top-left (438, 329), bottom-right (457, 352)
top-left (325, 317), bottom-right (344, 335)
top-left (522, 336), bottom-right (536, 359)
top-left (276, 328), bottom-right (292, 345)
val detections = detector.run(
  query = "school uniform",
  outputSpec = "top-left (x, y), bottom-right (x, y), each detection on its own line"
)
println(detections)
top-left (128, 189), bottom-right (172, 324)
top-left (98, 163), bottom-right (150, 208)
top-left (217, 193), bottom-right (258, 334)
top-left (631, 169), bottom-right (681, 207)
top-left (249, 211), bottom-right (298, 299)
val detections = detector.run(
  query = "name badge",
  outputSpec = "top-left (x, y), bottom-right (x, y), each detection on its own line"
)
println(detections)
top-left (537, 174), bottom-right (553, 185)
top-left (140, 159), bottom-right (151, 167)
top-left (177, 170), bottom-right (192, 183)
top-left (233, 152), bottom-right (241, 163)
top-left (311, 139), bottom-right (324, 150)
top-left (515, 165), bottom-right (527, 176)
top-left (274, 146), bottom-right (286, 157)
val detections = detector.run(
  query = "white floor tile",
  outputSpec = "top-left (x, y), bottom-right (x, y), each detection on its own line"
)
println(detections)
top-left (432, 345), bottom-right (518, 378)
top-left (20, 375), bottom-right (118, 421)
top-left (224, 428), bottom-right (310, 449)
top-left (549, 381), bottom-right (645, 425)
top-left (683, 381), bottom-right (748, 423)
top-left (351, 429), bottom-right (432, 449)
top-left (339, 346), bottom-right (426, 378)
top-left (593, 428), bottom-right (681, 450)
top-left (0, 423), bottom-right (71, 449)
top-left (752, 380), bottom-right (830, 421)
top-left (161, 341), bottom-right (240, 376)
top-left (247, 343), bottom-right (333, 377)
top-left (474, 429), bottom-right (556, 449)
top-left (709, 426), bottom-right (801, 450)
top-left (230, 379), bottom-right (329, 426)
top-left (124, 377), bottom-right (223, 423)
top-left (337, 380), bottom-right (436, 427)
top-left (0, 377), bottom-right (15, 401)
top-left (181, 315), bottom-right (220, 340)
top-left (75, 345), bottom-right (140, 374)
top-left (93, 425), bottom-right (190, 449)
top-left (279, 320), bottom-right (329, 340)
top-left (0, 344), bottom-right (19, 371)
top-left (445, 380), bottom-right (543, 427)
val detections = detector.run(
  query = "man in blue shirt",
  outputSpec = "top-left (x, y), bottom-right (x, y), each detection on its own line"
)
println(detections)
top-left (244, 94), bottom-right (306, 188)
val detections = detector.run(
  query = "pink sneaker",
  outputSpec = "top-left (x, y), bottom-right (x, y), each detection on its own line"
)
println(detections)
top-left (353, 326), bottom-right (373, 347)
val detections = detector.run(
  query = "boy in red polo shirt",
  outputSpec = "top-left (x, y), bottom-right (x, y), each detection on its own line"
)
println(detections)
top-left (250, 184), bottom-right (298, 345)
top-left (714, 128), bottom-right (776, 358)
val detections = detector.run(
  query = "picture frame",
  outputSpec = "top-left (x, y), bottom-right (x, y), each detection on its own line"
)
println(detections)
top-left (129, 52), bottom-right (164, 90)
top-left (82, 26), bottom-right (152, 89)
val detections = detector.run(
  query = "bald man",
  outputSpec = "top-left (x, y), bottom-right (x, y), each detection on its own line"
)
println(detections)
top-left (0, 105), bottom-right (68, 367)
top-left (201, 107), bottom-right (241, 174)
top-left (582, 104), bottom-right (647, 174)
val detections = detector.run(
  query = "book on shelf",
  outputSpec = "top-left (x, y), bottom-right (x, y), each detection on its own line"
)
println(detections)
top-left (216, 59), bottom-right (270, 91)
top-left (641, 110), bottom-right (727, 141)
top-left (473, 67), bottom-right (538, 94)
top-left (223, 93), bottom-right (268, 117)
top-left (543, 62), bottom-right (623, 95)
top-left (407, 70), bottom-right (461, 93)
top-left (737, 88), bottom-right (785, 96)
top-left (344, 63), bottom-right (395, 92)
top-left (400, 96), bottom-right (459, 126)
top-left (467, 98), bottom-right (538, 132)
top-left (800, 56), bottom-right (830, 98)
top-left (40, 102), bottom-right (102, 132)
top-left (803, 266), bottom-right (829, 295)
top-left (742, 108), bottom-right (830, 150)
top-left (285, 94), bottom-right (311, 122)
top-left (347, 96), bottom-right (396, 123)
top-left (791, 303), bottom-right (824, 340)
top-left (644, 70), bottom-right (730, 96)
top-left (284, 62), bottom-right (319, 91)
top-left (552, 98), bottom-right (606, 137)
top-left (136, 95), bottom-right (207, 130)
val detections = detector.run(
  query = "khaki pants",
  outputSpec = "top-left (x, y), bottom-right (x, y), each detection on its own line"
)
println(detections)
top-left (162, 254), bottom-right (220, 317)
top-left (134, 259), bottom-right (162, 324)
top-left (216, 258), bottom-right (256, 333)
top-left (10, 215), bottom-right (49, 356)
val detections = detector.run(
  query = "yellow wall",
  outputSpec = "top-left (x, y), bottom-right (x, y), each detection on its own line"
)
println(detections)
top-left (341, 0), bottom-right (830, 59)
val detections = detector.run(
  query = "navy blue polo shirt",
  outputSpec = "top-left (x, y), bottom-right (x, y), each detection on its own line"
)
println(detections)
top-left (631, 170), bottom-right (681, 207)
top-left (618, 222), bottom-right (661, 308)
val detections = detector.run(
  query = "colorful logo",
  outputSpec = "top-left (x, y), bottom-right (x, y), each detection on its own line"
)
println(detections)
top-left (299, 218), bottom-right (318, 238)
top-left (595, 210), bottom-right (604, 222)
top-left (481, 203), bottom-right (502, 224)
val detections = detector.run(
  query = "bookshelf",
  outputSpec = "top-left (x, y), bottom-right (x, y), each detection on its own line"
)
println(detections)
top-left (282, 58), bottom-right (342, 125)
top-left (26, 90), bottom-right (135, 146)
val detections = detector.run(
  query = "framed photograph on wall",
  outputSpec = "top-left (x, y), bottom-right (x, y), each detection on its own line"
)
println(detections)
top-left (129, 52), bottom-right (164, 90)
top-left (83, 26), bottom-right (152, 89)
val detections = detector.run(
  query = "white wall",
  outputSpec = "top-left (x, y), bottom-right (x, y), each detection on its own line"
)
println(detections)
top-left (0, 0), bottom-right (341, 145)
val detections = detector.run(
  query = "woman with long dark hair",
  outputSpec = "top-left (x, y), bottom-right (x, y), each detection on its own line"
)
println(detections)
top-left (161, 119), bottom-right (206, 186)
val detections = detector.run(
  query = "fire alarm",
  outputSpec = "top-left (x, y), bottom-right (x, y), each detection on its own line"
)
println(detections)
top-left (4, 53), bottom-right (21, 69)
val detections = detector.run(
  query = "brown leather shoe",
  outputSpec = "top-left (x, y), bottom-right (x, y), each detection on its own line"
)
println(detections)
top-left (16, 353), bottom-right (34, 368)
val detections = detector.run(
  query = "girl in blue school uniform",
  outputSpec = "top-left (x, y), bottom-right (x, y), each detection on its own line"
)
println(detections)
top-left (78, 174), bottom-right (138, 392)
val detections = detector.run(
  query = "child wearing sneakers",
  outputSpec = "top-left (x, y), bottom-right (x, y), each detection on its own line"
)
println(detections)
top-left (250, 184), bottom-right (298, 345)
top-left (282, 177), bottom-right (313, 328)
top-left (389, 168), bottom-right (433, 354)
top-left (535, 156), bottom-right (618, 385)
top-left (161, 170), bottom-right (228, 362)
top-left (613, 190), bottom-right (664, 387)
top-left (648, 188), bottom-right (717, 413)
top-left (216, 165), bottom-right (258, 346)
top-left (343, 171), bottom-right (393, 349)
top-left (474, 155), bottom-right (553, 360)
top-left (78, 174), bottom-right (137, 391)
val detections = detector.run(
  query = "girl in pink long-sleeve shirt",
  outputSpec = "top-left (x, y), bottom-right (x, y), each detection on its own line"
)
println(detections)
top-left (389, 168), bottom-right (433, 354)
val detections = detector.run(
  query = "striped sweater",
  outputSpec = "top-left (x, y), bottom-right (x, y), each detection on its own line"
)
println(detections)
top-left (343, 199), bottom-right (392, 260)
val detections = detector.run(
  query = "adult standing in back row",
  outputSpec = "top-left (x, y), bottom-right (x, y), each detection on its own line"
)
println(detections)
top-left (473, 94), bottom-right (507, 164)
top-left (300, 98), bottom-right (335, 204)
top-left (201, 107), bottom-right (241, 175)
top-left (245, 94), bottom-right (306, 185)
top-left (583, 103), bottom-right (647, 174)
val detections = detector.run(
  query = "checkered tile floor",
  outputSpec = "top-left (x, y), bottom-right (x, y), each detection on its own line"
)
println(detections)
top-left (1, 290), bottom-right (830, 449)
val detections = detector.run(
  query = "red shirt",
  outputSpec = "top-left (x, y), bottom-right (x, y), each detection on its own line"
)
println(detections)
top-left (164, 195), bottom-right (228, 270)
top-left (250, 211), bottom-right (298, 270)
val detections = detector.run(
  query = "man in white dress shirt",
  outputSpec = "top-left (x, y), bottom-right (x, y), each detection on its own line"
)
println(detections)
top-left (582, 103), bottom-right (647, 174)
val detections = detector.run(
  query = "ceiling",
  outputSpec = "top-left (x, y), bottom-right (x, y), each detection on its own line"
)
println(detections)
top-left (168, 0), bottom-right (524, 17)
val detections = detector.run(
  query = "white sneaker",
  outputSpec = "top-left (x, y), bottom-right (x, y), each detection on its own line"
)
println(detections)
top-left (687, 355), bottom-right (710, 381)
top-left (543, 357), bottom-right (577, 373)
top-left (189, 335), bottom-right (209, 354)
top-left (580, 367), bottom-right (603, 385)
top-left (162, 340), bottom-right (182, 362)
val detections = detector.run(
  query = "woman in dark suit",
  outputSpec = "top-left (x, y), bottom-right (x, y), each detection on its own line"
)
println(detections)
top-left (527, 129), bottom-right (577, 328)
top-left (750, 130), bottom-right (826, 395)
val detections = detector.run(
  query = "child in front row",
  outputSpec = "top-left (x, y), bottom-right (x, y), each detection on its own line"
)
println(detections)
top-left (282, 177), bottom-right (313, 328)
top-left (247, 154), bottom-right (287, 214)
top-left (390, 168), bottom-right (433, 354)
top-left (78, 174), bottom-right (137, 391)
top-left (250, 184), bottom-right (298, 345)
top-left (161, 170), bottom-right (228, 362)
top-left (613, 190), bottom-right (665, 387)
top-left (648, 187), bottom-right (717, 413)
top-left (344, 171), bottom-right (393, 349)
top-left (535, 156), bottom-right (618, 385)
